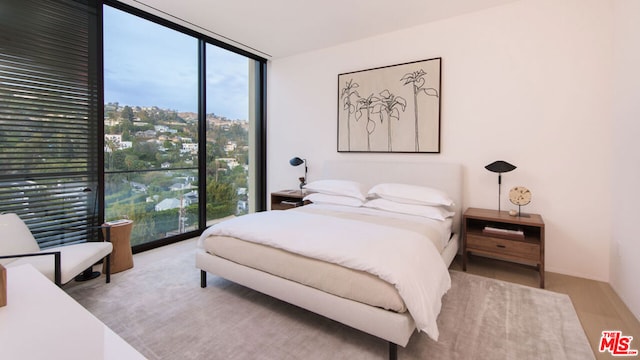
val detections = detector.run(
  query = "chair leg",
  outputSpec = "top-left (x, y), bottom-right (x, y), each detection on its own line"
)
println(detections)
top-left (105, 254), bottom-right (111, 284)
top-left (54, 252), bottom-right (62, 287)
top-left (75, 267), bottom-right (101, 282)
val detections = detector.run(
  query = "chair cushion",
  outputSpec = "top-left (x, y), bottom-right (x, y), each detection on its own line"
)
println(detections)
top-left (0, 213), bottom-right (41, 266)
top-left (7, 242), bottom-right (113, 284)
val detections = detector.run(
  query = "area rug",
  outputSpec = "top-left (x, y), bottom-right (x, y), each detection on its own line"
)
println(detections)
top-left (67, 243), bottom-right (594, 359)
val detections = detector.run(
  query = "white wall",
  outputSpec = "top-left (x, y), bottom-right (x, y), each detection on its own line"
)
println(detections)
top-left (267, 0), bottom-right (613, 281)
top-left (611, 0), bottom-right (640, 320)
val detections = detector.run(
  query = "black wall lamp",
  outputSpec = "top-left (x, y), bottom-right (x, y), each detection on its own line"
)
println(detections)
top-left (485, 160), bottom-right (516, 212)
top-left (289, 157), bottom-right (307, 190)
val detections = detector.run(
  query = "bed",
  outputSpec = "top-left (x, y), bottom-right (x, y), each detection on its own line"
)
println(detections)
top-left (196, 160), bottom-right (462, 359)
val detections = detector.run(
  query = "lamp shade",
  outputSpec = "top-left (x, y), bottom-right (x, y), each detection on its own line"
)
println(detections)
top-left (485, 160), bottom-right (516, 174)
top-left (485, 160), bottom-right (516, 212)
top-left (289, 157), bottom-right (304, 166)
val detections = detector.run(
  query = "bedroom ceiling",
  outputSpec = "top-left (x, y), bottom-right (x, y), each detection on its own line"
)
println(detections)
top-left (118, 0), bottom-right (520, 59)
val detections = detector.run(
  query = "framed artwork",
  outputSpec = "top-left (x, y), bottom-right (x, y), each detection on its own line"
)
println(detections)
top-left (337, 57), bottom-right (441, 153)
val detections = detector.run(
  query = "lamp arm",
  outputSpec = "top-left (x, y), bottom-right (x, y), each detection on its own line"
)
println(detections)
top-left (302, 159), bottom-right (308, 185)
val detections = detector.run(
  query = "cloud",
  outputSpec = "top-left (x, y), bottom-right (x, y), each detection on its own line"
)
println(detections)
top-left (104, 6), bottom-right (251, 120)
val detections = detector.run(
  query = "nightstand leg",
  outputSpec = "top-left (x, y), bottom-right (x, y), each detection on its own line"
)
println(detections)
top-left (462, 252), bottom-right (467, 271)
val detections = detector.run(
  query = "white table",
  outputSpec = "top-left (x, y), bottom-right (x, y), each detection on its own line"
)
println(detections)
top-left (0, 264), bottom-right (145, 360)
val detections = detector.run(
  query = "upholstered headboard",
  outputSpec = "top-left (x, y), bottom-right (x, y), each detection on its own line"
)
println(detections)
top-left (321, 160), bottom-right (463, 234)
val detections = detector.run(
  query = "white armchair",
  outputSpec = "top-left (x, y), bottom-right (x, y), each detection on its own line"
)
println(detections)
top-left (0, 213), bottom-right (113, 286)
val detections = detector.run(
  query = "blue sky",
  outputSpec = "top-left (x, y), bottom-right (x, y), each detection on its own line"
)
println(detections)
top-left (103, 6), bottom-right (250, 120)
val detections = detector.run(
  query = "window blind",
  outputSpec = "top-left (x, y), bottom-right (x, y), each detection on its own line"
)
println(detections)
top-left (0, 0), bottom-right (101, 248)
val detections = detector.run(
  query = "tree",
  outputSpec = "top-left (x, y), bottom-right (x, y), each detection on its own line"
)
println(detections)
top-left (124, 154), bottom-right (141, 171)
top-left (206, 181), bottom-right (236, 218)
top-left (133, 141), bottom-right (159, 165)
top-left (121, 106), bottom-right (134, 123)
top-left (138, 109), bottom-right (150, 123)
top-left (105, 138), bottom-right (119, 169)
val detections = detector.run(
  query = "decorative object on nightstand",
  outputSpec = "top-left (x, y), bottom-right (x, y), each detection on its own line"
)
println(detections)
top-left (289, 157), bottom-right (308, 190)
top-left (509, 186), bottom-right (531, 217)
top-left (484, 160), bottom-right (516, 212)
top-left (462, 207), bottom-right (545, 288)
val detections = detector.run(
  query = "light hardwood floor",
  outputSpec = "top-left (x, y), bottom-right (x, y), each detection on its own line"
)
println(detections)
top-left (450, 255), bottom-right (640, 359)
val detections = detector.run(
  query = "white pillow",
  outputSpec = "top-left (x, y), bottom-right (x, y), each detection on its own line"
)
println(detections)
top-left (367, 183), bottom-right (454, 207)
top-left (363, 198), bottom-right (454, 221)
top-left (303, 193), bottom-right (364, 207)
top-left (303, 179), bottom-right (367, 201)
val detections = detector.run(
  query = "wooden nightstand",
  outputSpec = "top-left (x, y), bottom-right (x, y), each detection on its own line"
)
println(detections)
top-left (270, 190), bottom-right (310, 210)
top-left (462, 207), bottom-right (545, 288)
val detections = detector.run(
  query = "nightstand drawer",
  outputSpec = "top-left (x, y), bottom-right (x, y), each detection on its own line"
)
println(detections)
top-left (467, 234), bottom-right (540, 261)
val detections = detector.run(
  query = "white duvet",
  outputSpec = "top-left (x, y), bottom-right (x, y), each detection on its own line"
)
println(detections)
top-left (198, 206), bottom-right (451, 341)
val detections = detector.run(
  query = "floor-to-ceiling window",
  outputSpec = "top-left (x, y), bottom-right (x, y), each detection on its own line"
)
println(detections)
top-left (204, 45), bottom-right (260, 224)
top-left (103, 2), bottom-right (266, 250)
top-left (0, 0), bottom-right (266, 251)
top-left (103, 6), bottom-right (199, 247)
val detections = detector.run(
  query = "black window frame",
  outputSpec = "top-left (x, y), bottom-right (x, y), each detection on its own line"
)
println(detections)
top-left (0, 0), bottom-right (267, 252)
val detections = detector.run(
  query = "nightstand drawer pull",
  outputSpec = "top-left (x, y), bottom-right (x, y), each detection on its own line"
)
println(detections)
top-left (496, 244), bottom-right (506, 248)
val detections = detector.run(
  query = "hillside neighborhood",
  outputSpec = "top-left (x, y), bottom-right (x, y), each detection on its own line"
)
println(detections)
top-left (103, 103), bottom-right (249, 244)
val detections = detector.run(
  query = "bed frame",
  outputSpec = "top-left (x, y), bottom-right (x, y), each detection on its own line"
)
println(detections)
top-left (197, 160), bottom-right (463, 359)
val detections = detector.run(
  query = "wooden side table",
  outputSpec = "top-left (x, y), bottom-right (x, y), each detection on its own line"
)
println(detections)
top-left (102, 220), bottom-right (134, 274)
top-left (462, 207), bottom-right (545, 288)
top-left (270, 190), bottom-right (310, 210)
